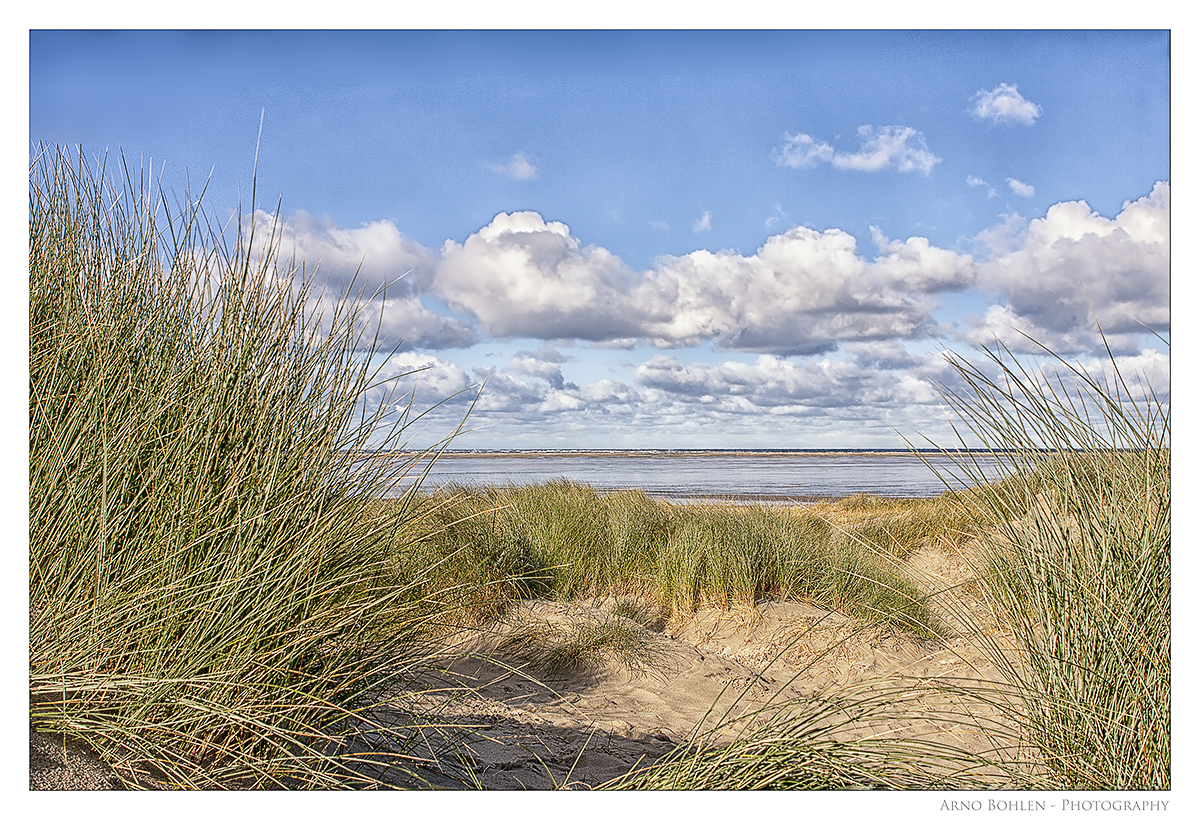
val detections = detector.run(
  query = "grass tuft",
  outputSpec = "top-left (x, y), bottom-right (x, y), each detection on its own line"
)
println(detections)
top-left (385, 482), bottom-right (946, 633)
top-left (29, 145), bottom-right (471, 788)
top-left (928, 337), bottom-right (1170, 790)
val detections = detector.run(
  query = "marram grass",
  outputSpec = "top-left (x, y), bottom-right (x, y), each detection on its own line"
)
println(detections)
top-left (29, 146), bottom-right (475, 788)
top-left (926, 339), bottom-right (1170, 790)
top-left (389, 481), bottom-right (954, 633)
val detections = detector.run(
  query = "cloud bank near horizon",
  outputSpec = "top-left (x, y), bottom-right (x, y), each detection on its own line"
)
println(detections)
top-left (366, 340), bottom-right (1168, 451)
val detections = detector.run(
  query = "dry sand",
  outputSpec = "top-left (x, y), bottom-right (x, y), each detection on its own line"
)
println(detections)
top-left (31, 540), bottom-right (1016, 790)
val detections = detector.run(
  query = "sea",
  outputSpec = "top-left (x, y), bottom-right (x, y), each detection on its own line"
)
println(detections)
top-left (374, 450), bottom-right (1009, 505)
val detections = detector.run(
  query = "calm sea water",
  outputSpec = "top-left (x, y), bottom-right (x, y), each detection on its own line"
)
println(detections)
top-left (377, 450), bottom-right (1006, 504)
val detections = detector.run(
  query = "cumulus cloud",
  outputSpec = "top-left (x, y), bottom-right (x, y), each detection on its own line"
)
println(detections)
top-left (393, 345), bottom-right (1008, 449)
top-left (693, 211), bottom-right (712, 232)
top-left (361, 352), bottom-right (478, 423)
top-left (776, 126), bottom-right (940, 175)
top-left (267, 179), bottom-right (1167, 397)
top-left (973, 182), bottom-right (1169, 352)
top-left (270, 209), bottom-right (438, 293)
top-left (633, 352), bottom-right (945, 412)
top-left (248, 209), bottom-right (476, 350)
top-left (847, 341), bottom-right (920, 371)
top-left (1090, 349), bottom-right (1170, 402)
top-left (971, 212), bottom-right (1027, 257)
top-left (972, 83), bottom-right (1042, 125)
top-left (507, 347), bottom-right (577, 390)
top-left (320, 292), bottom-right (479, 350)
top-left (486, 152), bottom-right (538, 180)
top-left (869, 227), bottom-right (977, 292)
top-left (434, 211), bottom-right (643, 341)
top-left (965, 304), bottom-right (1099, 356)
top-left (1007, 178), bottom-right (1035, 197)
top-left (634, 354), bottom-right (836, 406)
top-left (774, 132), bottom-right (835, 168)
top-left (441, 349), bottom-right (594, 418)
top-left (832, 126), bottom-right (941, 175)
top-left (236, 182), bottom-right (1170, 450)
top-left (633, 226), bottom-right (973, 355)
top-left (431, 211), bottom-right (974, 356)
top-left (400, 349), bottom-right (948, 445)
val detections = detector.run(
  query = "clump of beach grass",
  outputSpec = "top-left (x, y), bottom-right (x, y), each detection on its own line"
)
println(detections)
top-left (393, 481), bottom-right (948, 635)
top-left (927, 337), bottom-right (1170, 790)
top-left (29, 146), bottom-right (476, 788)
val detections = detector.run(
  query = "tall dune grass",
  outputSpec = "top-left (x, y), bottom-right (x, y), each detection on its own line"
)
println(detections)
top-left (28, 146), bottom-right (472, 788)
top-left (390, 481), bottom-right (959, 633)
top-left (929, 339), bottom-right (1170, 790)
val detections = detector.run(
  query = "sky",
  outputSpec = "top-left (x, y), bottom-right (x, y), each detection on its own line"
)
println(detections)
top-left (27, 28), bottom-right (1171, 451)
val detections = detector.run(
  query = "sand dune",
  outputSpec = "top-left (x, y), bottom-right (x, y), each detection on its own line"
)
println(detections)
top-left (32, 541), bottom-right (1017, 790)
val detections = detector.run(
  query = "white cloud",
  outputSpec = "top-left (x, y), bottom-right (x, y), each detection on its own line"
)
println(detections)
top-left (633, 352), bottom-right (946, 411)
top-left (262, 180), bottom-right (1170, 372)
top-left (326, 292), bottom-right (479, 350)
top-left (848, 341), bottom-right (919, 371)
top-left (972, 83), bottom-right (1042, 125)
top-left (507, 348), bottom-right (576, 390)
top-left (693, 211), bottom-right (712, 233)
top-left (434, 211), bottom-right (642, 341)
top-left (869, 227), bottom-right (976, 292)
top-left (832, 126), bottom-right (941, 175)
top-left (538, 392), bottom-right (584, 413)
top-left (1007, 177), bottom-right (1036, 197)
top-left (965, 303), bottom-right (1097, 355)
top-left (975, 182), bottom-right (1169, 351)
top-left (431, 210), bottom-right (975, 355)
top-left (425, 349), bottom-right (592, 419)
top-left (301, 182), bottom-right (1167, 371)
top-left (486, 152), bottom-right (538, 180)
top-left (402, 346), bottom-right (987, 449)
top-left (1093, 349), bottom-right (1170, 401)
top-left (634, 225), bottom-right (973, 354)
top-left (251, 209), bottom-right (476, 350)
top-left (467, 368), bottom-right (549, 414)
top-left (651, 220), bottom-right (670, 231)
top-left (967, 175), bottom-right (999, 198)
top-left (972, 212), bottom-right (1027, 257)
top-left (270, 209), bottom-right (438, 292)
top-left (776, 126), bottom-right (940, 175)
top-left (774, 132), bottom-right (834, 168)
top-left (368, 352), bottom-right (477, 411)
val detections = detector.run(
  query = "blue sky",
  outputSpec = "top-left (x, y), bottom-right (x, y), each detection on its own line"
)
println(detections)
top-left (28, 29), bottom-right (1171, 450)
